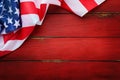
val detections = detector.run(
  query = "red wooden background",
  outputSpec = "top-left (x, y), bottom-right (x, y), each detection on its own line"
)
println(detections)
top-left (0, 0), bottom-right (120, 80)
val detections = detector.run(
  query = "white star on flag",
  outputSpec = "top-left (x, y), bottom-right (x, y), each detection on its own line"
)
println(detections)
top-left (0, 15), bottom-right (3, 18)
top-left (14, 20), bottom-right (20, 28)
top-left (14, 0), bottom-right (18, 3)
top-left (8, 7), bottom-right (13, 14)
top-left (4, 22), bottom-right (8, 28)
top-left (7, 17), bottom-right (13, 24)
top-left (14, 7), bottom-right (19, 16)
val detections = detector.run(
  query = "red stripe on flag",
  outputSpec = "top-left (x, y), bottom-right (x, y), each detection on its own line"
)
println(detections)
top-left (38, 4), bottom-right (47, 20)
top-left (20, 2), bottom-right (38, 14)
top-left (3, 27), bottom-right (34, 43)
top-left (60, 0), bottom-right (73, 13)
top-left (79, 0), bottom-right (98, 11)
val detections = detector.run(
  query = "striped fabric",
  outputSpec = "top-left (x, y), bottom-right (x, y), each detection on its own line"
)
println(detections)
top-left (0, 0), bottom-right (105, 57)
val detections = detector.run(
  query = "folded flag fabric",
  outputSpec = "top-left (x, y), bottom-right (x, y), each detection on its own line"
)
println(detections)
top-left (0, 0), bottom-right (105, 57)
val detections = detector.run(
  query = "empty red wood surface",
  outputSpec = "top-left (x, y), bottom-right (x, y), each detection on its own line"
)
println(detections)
top-left (0, 0), bottom-right (120, 80)
top-left (0, 62), bottom-right (120, 80)
top-left (31, 14), bottom-right (120, 37)
top-left (1, 38), bottom-right (120, 60)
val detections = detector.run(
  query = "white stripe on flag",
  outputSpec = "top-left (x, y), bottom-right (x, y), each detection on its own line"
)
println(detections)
top-left (94, 0), bottom-right (105, 5)
top-left (20, 0), bottom-right (34, 2)
top-left (0, 36), bottom-right (4, 49)
top-left (64, 0), bottom-right (88, 17)
top-left (22, 14), bottom-right (40, 27)
top-left (0, 39), bottom-right (26, 51)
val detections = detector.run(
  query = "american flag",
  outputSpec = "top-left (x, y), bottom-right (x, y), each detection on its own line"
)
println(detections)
top-left (0, 0), bottom-right (105, 56)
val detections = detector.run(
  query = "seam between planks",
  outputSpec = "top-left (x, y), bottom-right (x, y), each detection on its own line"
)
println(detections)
top-left (31, 36), bottom-right (120, 39)
top-left (0, 60), bottom-right (120, 63)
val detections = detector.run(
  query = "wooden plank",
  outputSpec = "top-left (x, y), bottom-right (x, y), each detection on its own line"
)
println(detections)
top-left (0, 62), bottom-right (119, 80)
top-left (2, 38), bottom-right (120, 60)
top-left (48, 0), bottom-right (120, 13)
top-left (31, 14), bottom-right (120, 37)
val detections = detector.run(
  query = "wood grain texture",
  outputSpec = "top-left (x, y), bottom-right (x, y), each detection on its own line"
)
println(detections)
top-left (31, 14), bottom-right (120, 37)
top-left (1, 38), bottom-right (120, 60)
top-left (0, 62), bottom-right (120, 80)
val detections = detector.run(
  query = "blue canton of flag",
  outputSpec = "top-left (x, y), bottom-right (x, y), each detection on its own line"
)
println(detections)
top-left (0, 0), bottom-right (22, 34)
